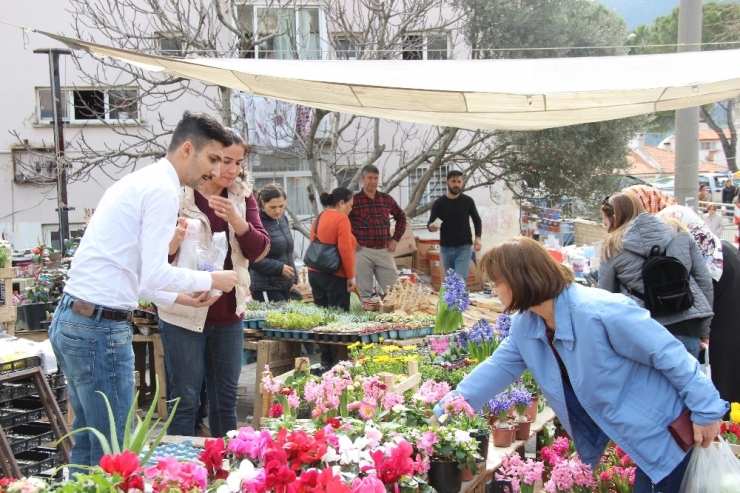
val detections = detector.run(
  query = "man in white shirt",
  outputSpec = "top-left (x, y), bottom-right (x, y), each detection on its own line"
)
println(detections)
top-left (49, 112), bottom-right (239, 467)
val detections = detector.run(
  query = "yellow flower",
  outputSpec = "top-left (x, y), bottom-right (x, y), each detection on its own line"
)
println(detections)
top-left (731, 402), bottom-right (740, 423)
top-left (348, 342), bottom-right (361, 350)
top-left (402, 345), bottom-right (416, 351)
top-left (379, 337), bottom-right (385, 342)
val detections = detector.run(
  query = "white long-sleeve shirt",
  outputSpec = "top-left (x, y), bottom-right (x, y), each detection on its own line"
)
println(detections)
top-left (64, 158), bottom-right (212, 310)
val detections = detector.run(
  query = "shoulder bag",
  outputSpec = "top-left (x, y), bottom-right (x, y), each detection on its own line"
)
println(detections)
top-left (304, 212), bottom-right (341, 273)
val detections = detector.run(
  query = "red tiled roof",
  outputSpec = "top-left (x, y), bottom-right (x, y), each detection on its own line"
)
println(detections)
top-left (699, 129), bottom-right (731, 141)
top-left (626, 146), bottom-right (727, 175)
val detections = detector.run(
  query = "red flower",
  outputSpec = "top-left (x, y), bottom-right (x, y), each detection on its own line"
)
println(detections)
top-left (281, 429), bottom-right (328, 470)
top-left (199, 438), bottom-right (229, 481)
top-left (0, 478), bottom-right (18, 493)
top-left (370, 441), bottom-right (416, 485)
top-left (295, 468), bottom-right (350, 493)
top-left (270, 403), bottom-right (285, 418)
top-left (99, 450), bottom-right (142, 492)
top-left (326, 417), bottom-right (341, 429)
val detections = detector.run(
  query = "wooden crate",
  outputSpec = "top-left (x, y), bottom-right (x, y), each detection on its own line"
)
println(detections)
top-left (253, 340), bottom-right (302, 426)
top-left (0, 267), bottom-right (16, 335)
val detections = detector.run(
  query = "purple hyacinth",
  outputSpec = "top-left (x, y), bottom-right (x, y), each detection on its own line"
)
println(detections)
top-left (467, 318), bottom-right (494, 344)
top-left (487, 390), bottom-right (512, 417)
top-left (509, 383), bottom-right (532, 408)
top-left (495, 313), bottom-right (511, 340)
top-left (442, 269), bottom-right (470, 313)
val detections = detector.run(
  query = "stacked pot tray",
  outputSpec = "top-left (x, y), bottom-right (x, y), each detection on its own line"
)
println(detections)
top-left (0, 359), bottom-right (67, 479)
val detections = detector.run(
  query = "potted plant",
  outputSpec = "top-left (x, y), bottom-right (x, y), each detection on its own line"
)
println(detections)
top-left (439, 394), bottom-right (491, 466)
top-left (433, 270), bottom-right (469, 335)
top-left (487, 391), bottom-right (515, 447)
top-left (521, 370), bottom-right (541, 422)
top-left (413, 425), bottom-right (481, 493)
top-left (510, 383), bottom-right (534, 440)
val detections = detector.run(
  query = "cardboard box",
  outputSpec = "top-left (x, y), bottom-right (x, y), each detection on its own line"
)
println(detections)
top-left (395, 254), bottom-right (414, 269)
top-left (414, 239), bottom-right (440, 275)
top-left (428, 246), bottom-right (483, 292)
top-left (390, 222), bottom-right (417, 258)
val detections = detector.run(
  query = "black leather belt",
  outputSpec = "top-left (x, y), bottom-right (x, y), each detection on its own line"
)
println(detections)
top-left (62, 294), bottom-right (133, 322)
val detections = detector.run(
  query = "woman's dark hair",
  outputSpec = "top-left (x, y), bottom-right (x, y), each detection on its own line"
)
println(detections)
top-left (479, 237), bottom-right (573, 313)
top-left (320, 187), bottom-right (353, 207)
top-left (224, 127), bottom-right (252, 155)
top-left (168, 111), bottom-right (233, 152)
top-left (257, 182), bottom-right (287, 207)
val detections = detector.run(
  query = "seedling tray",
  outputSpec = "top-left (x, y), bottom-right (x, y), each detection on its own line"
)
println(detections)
top-left (7, 422), bottom-right (54, 455)
top-left (0, 356), bottom-right (42, 375)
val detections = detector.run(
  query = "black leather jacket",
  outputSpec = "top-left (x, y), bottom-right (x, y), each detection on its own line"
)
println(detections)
top-left (249, 211), bottom-right (296, 293)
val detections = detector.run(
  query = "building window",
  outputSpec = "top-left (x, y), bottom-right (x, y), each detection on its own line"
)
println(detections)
top-left (334, 167), bottom-right (360, 189)
top-left (157, 35), bottom-right (183, 56)
top-left (402, 32), bottom-right (450, 60)
top-left (37, 88), bottom-right (139, 123)
top-left (700, 142), bottom-right (714, 151)
top-left (251, 151), bottom-right (313, 216)
top-left (408, 165), bottom-right (449, 220)
top-left (12, 147), bottom-right (57, 184)
top-left (332, 34), bottom-right (357, 60)
top-left (236, 6), bottom-right (326, 60)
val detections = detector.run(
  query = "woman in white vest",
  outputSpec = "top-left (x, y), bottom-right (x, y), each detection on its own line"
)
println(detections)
top-left (158, 129), bottom-right (269, 438)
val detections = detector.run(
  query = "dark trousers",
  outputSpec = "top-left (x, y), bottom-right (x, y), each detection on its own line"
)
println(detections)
top-left (308, 271), bottom-right (349, 366)
top-left (253, 290), bottom-right (290, 303)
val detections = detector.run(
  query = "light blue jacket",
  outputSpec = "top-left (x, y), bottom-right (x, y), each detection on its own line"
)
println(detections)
top-left (438, 283), bottom-right (727, 483)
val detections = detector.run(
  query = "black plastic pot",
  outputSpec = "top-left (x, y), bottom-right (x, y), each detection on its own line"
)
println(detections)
top-left (428, 459), bottom-right (462, 493)
top-left (471, 431), bottom-right (490, 464)
top-left (16, 303), bottom-right (54, 331)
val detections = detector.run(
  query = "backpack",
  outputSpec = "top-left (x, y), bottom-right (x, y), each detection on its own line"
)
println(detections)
top-left (620, 245), bottom-right (694, 316)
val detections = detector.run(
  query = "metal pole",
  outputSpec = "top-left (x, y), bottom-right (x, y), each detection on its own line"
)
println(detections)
top-left (34, 49), bottom-right (72, 251)
top-left (673, 0), bottom-right (702, 209)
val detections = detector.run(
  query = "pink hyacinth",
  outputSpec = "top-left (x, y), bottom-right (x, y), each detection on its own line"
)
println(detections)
top-left (362, 376), bottom-right (388, 400)
top-left (286, 392), bottom-right (300, 409)
top-left (415, 380), bottom-right (451, 404)
top-left (261, 372), bottom-right (280, 394)
top-left (381, 392), bottom-right (404, 411)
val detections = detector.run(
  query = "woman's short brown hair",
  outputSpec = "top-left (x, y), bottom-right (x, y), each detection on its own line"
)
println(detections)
top-left (479, 237), bottom-right (574, 313)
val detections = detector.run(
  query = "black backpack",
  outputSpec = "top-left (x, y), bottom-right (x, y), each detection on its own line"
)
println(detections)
top-left (620, 245), bottom-right (694, 316)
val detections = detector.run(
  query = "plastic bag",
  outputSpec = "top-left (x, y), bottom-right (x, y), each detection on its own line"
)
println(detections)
top-left (679, 437), bottom-right (740, 493)
top-left (175, 219), bottom-right (201, 271)
top-left (197, 231), bottom-right (229, 296)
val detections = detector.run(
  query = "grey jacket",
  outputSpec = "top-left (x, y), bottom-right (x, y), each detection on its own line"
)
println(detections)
top-left (598, 213), bottom-right (714, 337)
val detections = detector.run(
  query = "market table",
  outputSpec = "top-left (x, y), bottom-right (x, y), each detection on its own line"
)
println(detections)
top-left (461, 406), bottom-right (556, 493)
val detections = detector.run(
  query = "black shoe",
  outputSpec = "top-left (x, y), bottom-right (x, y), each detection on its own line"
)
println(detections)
top-left (311, 365), bottom-right (331, 377)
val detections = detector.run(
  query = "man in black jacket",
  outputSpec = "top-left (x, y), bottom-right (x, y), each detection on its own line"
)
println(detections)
top-left (427, 170), bottom-right (482, 283)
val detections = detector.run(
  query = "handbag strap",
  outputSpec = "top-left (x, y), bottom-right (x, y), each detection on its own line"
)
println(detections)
top-left (312, 212), bottom-right (324, 243)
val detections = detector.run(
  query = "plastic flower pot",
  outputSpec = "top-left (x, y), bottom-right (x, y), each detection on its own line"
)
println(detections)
top-left (361, 335), bottom-right (371, 344)
top-left (471, 431), bottom-right (490, 464)
top-left (515, 420), bottom-right (532, 441)
top-left (492, 427), bottom-right (514, 447)
top-left (388, 329), bottom-right (398, 339)
top-left (370, 332), bottom-right (380, 343)
top-left (428, 459), bottom-right (462, 493)
top-left (526, 396), bottom-right (539, 423)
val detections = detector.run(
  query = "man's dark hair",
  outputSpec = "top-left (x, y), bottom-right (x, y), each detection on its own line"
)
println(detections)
top-left (447, 169), bottom-right (463, 180)
top-left (361, 164), bottom-right (380, 177)
top-left (168, 111), bottom-right (234, 153)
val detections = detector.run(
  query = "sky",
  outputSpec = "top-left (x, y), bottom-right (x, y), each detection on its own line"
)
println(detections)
top-left (599, 0), bottom-right (740, 31)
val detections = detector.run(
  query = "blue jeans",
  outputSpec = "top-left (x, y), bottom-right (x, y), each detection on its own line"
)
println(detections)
top-left (440, 244), bottom-right (472, 282)
top-left (633, 447), bottom-right (692, 493)
top-left (674, 334), bottom-right (701, 360)
top-left (49, 294), bottom-right (134, 467)
top-left (158, 319), bottom-right (243, 438)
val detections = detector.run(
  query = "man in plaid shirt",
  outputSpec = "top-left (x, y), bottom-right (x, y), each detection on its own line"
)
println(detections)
top-left (349, 165), bottom-right (407, 300)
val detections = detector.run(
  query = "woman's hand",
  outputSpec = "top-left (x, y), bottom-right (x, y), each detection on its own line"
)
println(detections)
top-left (209, 195), bottom-right (251, 235)
top-left (347, 277), bottom-right (356, 292)
top-left (282, 265), bottom-right (295, 278)
top-left (209, 196), bottom-right (245, 227)
top-left (693, 420), bottom-right (721, 448)
top-left (169, 217), bottom-right (187, 256)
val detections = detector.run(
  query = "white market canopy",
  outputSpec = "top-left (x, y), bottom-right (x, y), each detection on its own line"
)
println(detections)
top-left (42, 31), bottom-right (740, 131)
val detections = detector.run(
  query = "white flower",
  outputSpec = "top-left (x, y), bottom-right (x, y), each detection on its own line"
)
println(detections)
top-left (226, 430), bottom-right (238, 439)
top-left (220, 460), bottom-right (261, 492)
top-left (454, 430), bottom-right (472, 444)
top-left (337, 435), bottom-right (372, 465)
top-left (391, 404), bottom-right (407, 414)
top-left (364, 425), bottom-right (383, 448)
top-left (322, 445), bottom-right (340, 463)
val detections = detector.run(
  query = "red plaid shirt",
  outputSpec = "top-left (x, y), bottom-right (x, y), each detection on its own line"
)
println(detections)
top-left (349, 190), bottom-right (407, 248)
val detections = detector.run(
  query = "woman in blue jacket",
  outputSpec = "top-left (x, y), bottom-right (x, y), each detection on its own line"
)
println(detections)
top-left (436, 237), bottom-right (726, 492)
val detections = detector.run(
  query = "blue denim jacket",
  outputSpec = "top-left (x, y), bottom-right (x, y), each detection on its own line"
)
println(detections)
top-left (436, 284), bottom-right (727, 483)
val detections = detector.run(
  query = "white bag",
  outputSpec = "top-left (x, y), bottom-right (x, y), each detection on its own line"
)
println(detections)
top-left (175, 218), bottom-right (201, 271)
top-left (700, 344), bottom-right (711, 379)
top-left (197, 231), bottom-right (229, 297)
top-left (679, 437), bottom-right (740, 493)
